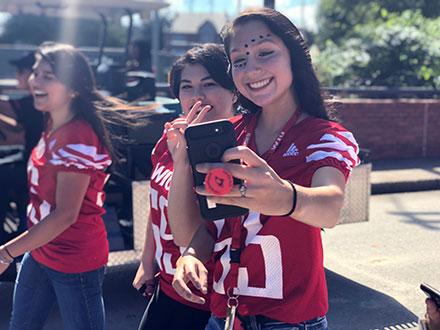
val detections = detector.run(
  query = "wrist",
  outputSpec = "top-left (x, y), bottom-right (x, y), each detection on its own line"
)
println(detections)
top-left (0, 245), bottom-right (14, 264)
top-left (173, 160), bottom-right (191, 171)
top-left (280, 180), bottom-right (297, 217)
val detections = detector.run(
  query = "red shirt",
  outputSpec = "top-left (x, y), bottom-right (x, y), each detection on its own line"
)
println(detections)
top-left (27, 119), bottom-right (111, 273)
top-left (208, 113), bottom-right (360, 323)
top-left (150, 134), bottom-right (212, 311)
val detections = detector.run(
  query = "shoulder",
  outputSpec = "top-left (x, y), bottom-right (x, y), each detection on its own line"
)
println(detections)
top-left (53, 119), bottom-right (100, 147)
top-left (151, 131), bottom-right (168, 160)
top-left (299, 117), bottom-right (357, 146)
top-left (296, 117), bottom-right (360, 177)
top-left (231, 113), bottom-right (253, 133)
top-left (48, 119), bottom-right (111, 171)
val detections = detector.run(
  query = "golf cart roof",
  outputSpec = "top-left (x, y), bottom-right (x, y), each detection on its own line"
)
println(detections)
top-left (1, 0), bottom-right (169, 19)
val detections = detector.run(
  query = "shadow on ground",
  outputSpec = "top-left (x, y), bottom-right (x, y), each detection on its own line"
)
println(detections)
top-left (1, 266), bottom-right (419, 330)
top-left (326, 269), bottom-right (418, 330)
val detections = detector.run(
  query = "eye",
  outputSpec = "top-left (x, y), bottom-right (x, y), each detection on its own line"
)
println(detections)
top-left (203, 81), bottom-right (217, 88)
top-left (259, 50), bottom-right (274, 57)
top-left (232, 58), bottom-right (246, 68)
top-left (180, 84), bottom-right (192, 90)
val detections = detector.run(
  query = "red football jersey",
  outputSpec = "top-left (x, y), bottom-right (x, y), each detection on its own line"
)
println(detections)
top-left (27, 119), bottom-right (111, 273)
top-left (208, 113), bottom-right (360, 323)
top-left (149, 134), bottom-right (212, 311)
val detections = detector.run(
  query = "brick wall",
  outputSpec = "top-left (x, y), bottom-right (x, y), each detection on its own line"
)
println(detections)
top-left (335, 99), bottom-right (440, 160)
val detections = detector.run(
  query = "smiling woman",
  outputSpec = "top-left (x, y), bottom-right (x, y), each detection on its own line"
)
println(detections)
top-left (132, 43), bottom-right (237, 330)
top-left (168, 8), bottom-right (360, 330)
top-left (0, 41), bottom-right (149, 330)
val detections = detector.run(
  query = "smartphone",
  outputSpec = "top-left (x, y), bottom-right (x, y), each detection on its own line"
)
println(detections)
top-left (421, 283), bottom-right (440, 308)
top-left (184, 119), bottom-right (248, 220)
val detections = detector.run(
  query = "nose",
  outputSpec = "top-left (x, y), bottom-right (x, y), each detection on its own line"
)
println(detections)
top-left (191, 86), bottom-right (206, 102)
top-left (244, 56), bottom-right (263, 77)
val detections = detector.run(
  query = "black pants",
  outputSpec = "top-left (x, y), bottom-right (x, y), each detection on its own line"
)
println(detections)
top-left (138, 286), bottom-right (211, 330)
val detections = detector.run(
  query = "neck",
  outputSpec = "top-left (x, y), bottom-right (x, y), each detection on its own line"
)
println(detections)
top-left (259, 91), bottom-right (298, 134)
top-left (50, 106), bottom-right (75, 133)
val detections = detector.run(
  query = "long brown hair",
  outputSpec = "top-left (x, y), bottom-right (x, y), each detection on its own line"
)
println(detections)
top-left (36, 42), bottom-right (152, 160)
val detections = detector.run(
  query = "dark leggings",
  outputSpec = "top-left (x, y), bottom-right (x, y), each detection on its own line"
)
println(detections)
top-left (138, 286), bottom-right (210, 330)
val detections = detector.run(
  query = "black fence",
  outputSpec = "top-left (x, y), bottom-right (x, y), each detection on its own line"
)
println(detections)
top-left (156, 84), bottom-right (440, 99)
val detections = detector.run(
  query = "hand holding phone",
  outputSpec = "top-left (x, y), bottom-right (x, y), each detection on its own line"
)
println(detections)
top-left (184, 119), bottom-right (248, 220)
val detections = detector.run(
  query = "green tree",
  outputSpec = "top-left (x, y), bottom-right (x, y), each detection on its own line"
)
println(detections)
top-left (315, 1), bottom-right (440, 88)
top-left (317, 0), bottom-right (440, 46)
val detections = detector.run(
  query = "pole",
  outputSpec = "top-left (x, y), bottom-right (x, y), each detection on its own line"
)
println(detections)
top-left (264, 0), bottom-right (275, 9)
top-left (151, 9), bottom-right (160, 74)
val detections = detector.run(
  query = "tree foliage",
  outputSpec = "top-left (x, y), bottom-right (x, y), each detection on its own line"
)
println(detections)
top-left (315, 1), bottom-right (440, 88)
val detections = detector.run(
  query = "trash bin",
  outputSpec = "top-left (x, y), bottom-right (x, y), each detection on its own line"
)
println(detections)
top-left (339, 148), bottom-right (371, 224)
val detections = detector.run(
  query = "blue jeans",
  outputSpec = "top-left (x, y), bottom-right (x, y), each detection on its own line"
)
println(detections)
top-left (9, 253), bottom-right (105, 330)
top-left (205, 314), bottom-right (328, 330)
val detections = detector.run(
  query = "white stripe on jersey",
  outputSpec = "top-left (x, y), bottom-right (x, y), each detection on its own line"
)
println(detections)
top-left (40, 200), bottom-right (51, 220)
top-left (306, 132), bottom-right (359, 168)
top-left (338, 131), bottom-right (359, 153)
top-left (306, 150), bottom-right (355, 170)
top-left (51, 148), bottom-right (111, 170)
top-left (28, 206), bottom-right (38, 224)
top-left (66, 144), bottom-right (109, 161)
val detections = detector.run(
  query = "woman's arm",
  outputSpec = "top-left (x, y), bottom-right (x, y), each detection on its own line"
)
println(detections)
top-left (167, 161), bottom-right (205, 246)
top-left (172, 224), bottom-right (215, 304)
top-left (0, 171), bottom-right (90, 259)
top-left (195, 146), bottom-right (347, 229)
top-left (166, 101), bottom-right (211, 246)
top-left (132, 213), bottom-right (158, 292)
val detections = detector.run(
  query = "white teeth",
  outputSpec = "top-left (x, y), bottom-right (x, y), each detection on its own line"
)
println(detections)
top-left (249, 78), bottom-right (271, 89)
top-left (34, 90), bottom-right (47, 96)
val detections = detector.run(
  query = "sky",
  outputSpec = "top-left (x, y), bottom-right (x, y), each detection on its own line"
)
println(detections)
top-left (165, 0), bottom-right (319, 31)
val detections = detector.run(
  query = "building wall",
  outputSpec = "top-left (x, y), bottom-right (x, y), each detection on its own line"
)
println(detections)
top-left (336, 99), bottom-right (440, 160)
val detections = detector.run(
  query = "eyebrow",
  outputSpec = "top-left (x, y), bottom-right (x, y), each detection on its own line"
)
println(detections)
top-left (180, 76), bottom-right (213, 84)
top-left (230, 38), bottom-right (276, 54)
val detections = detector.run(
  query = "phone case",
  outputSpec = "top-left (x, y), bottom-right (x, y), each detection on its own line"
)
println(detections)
top-left (185, 120), bottom-right (248, 220)
top-left (421, 283), bottom-right (440, 308)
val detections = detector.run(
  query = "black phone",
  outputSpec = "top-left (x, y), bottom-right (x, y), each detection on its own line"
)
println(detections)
top-left (184, 119), bottom-right (248, 220)
top-left (421, 283), bottom-right (440, 308)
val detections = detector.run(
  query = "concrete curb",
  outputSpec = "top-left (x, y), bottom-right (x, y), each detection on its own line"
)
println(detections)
top-left (372, 179), bottom-right (440, 194)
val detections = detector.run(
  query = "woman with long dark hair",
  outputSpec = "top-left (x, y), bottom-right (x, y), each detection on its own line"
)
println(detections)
top-left (0, 42), bottom-right (139, 330)
top-left (169, 8), bottom-right (360, 330)
top-left (132, 43), bottom-right (237, 330)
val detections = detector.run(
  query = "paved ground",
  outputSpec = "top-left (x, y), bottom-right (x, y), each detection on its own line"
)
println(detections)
top-left (324, 190), bottom-right (440, 329)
